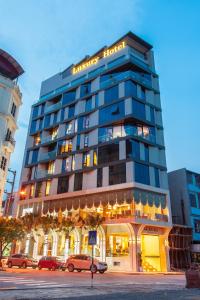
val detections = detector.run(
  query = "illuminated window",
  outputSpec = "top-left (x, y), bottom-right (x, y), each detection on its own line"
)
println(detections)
top-left (51, 127), bottom-right (58, 140)
top-left (93, 150), bottom-right (98, 166)
top-left (72, 155), bottom-right (75, 171)
top-left (84, 134), bottom-right (89, 148)
top-left (83, 152), bottom-right (90, 167)
top-left (45, 181), bottom-right (51, 196)
top-left (34, 134), bottom-right (41, 146)
top-left (62, 157), bottom-right (70, 172)
top-left (58, 140), bottom-right (72, 154)
top-left (48, 162), bottom-right (55, 174)
top-left (30, 184), bottom-right (35, 198)
top-left (66, 122), bottom-right (73, 135)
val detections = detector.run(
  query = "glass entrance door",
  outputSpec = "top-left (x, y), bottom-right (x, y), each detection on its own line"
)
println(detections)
top-left (141, 235), bottom-right (161, 272)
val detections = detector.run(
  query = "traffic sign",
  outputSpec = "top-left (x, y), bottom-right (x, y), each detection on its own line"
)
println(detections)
top-left (88, 230), bottom-right (97, 245)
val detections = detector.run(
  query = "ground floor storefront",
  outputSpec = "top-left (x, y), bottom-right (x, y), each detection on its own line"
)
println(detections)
top-left (16, 223), bottom-right (170, 272)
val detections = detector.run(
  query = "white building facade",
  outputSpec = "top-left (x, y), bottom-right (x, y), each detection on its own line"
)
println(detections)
top-left (0, 49), bottom-right (24, 213)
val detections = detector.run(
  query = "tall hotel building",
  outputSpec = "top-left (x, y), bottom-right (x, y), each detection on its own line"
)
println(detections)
top-left (16, 32), bottom-right (172, 272)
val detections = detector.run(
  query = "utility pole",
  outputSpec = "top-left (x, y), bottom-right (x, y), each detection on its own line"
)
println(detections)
top-left (4, 168), bottom-right (16, 216)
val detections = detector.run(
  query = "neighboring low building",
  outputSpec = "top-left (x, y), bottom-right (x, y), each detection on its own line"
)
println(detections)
top-left (168, 168), bottom-right (200, 263)
top-left (0, 49), bottom-right (24, 213)
top-left (16, 32), bottom-right (172, 272)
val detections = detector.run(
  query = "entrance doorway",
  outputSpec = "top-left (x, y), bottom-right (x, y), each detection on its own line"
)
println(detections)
top-left (141, 235), bottom-right (161, 272)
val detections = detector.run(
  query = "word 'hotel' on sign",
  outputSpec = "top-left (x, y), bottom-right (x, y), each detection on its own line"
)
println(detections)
top-left (72, 41), bottom-right (126, 75)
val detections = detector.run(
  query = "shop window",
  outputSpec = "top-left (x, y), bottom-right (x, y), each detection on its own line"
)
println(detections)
top-left (57, 176), bottom-right (69, 194)
top-left (106, 233), bottom-right (129, 257)
top-left (98, 143), bottom-right (119, 164)
top-left (135, 162), bottom-right (150, 185)
top-left (109, 163), bottom-right (126, 185)
top-left (104, 85), bottom-right (119, 104)
top-left (126, 139), bottom-right (140, 159)
top-left (74, 173), bottom-right (83, 191)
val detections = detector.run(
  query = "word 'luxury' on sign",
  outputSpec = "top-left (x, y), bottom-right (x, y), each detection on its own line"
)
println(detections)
top-left (72, 41), bottom-right (126, 75)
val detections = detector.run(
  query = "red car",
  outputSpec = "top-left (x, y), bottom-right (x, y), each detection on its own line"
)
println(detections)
top-left (7, 254), bottom-right (38, 269)
top-left (38, 256), bottom-right (65, 271)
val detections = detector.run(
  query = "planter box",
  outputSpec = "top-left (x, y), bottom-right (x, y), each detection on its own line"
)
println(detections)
top-left (186, 270), bottom-right (200, 288)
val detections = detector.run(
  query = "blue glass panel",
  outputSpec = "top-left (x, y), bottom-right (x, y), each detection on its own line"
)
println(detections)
top-left (99, 101), bottom-right (125, 124)
top-left (154, 168), bottom-right (160, 188)
top-left (132, 99), bottom-right (146, 120)
top-left (135, 162), bottom-right (150, 185)
top-left (125, 80), bottom-right (137, 97)
top-left (63, 90), bottom-right (76, 105)
top-left (104, 85), bottom-right (119, 104)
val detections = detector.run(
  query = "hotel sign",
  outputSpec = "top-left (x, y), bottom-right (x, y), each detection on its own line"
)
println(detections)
top-left (72, 41), bottom-right (126, 75)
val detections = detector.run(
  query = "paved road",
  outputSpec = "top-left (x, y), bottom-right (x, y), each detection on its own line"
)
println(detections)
top-left (0, 268), bottom-right (198, 299)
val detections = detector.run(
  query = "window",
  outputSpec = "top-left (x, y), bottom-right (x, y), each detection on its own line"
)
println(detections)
top-left (95, 94), bottom-right (99, 108)
top-left (31, 149), bottom-right (39, 164)
top-left (51, 127), bottom-right (58, 140)
top-left (144, 145), bottom-right (149, 162)
top-left (74, 173), bottom-right (83, 191)
top-left (63, 90), bottom-right (76, 105)
top-left (84, 134), bottom-right (89, 148)
top-left (62, 157), bottom-right (70, 172)
top-left (53, 112), bottom-right (58, 124)
top-left (44, 114), bottom-right (51, 128)
top-left (58, 140), bottom-right (72, 154)
top-left (25, 151), bottom-right (30, 165)
top-left (30, 184), bottom-right (35, 198)
top-left (60, 108), bottom-right (66, 121)
top-left (35, 182), bottom-right (42, 197)
top-left (45, 181), bottom-right (51, 196)
top-left (187, 172), bottom-right (193, 184)
top-left (38, 118), bottom-right (43, 130)
top-left (125, 80), bottom-right (137, 97)
top-left (5, 128), bottom-right (12, 141)
top-left (83, 152), bottom-right (90, 167)
top-left (83, 116), bottom-right (90, 129)
top-left (97, 168), bottom-right (102, 187)
top-left (80, 82), bottom-right (91, 97)
top-left (99, 101), bottom-right (125, 124)
top-left (68, 104), bottom-right (75, 118)
top-left (135, 162), bottom-right (150, 185)
top-left (98, 127), bottom-right (113, 143)
top-left (41, 103), bottom-right (45, 115)
top-left (0, 156), bottom-right (7, 171)
top-left (98, 143), bottom-right (119, 164)
top-left (76, 134), bottom-right (80, 150)
top-left (32, 106), bottom-right (39, 118)
top-left (109, 163), bottom-right (126, 185)
top-left (93, 149), bottom-right (98, 166)
top-left (195, 175), bottom-right (200, 188)
top-left (34, 134), bottom-right (41, 146)
top-left (132, 100), bottom-right (146, 120)
top-left (190, 193), bottom-right (197, 208)
top-left (66, 122), bottom-right (73, 135)
top-left (194, 219), bottom-right (200, 233)
top-left (11, 102), bottom-right (17, 117)
top-left (150, 107), bottom-right (155, 123)
top-left (72, 155), bottom-right (75, 171)
top-left (57, 176), bottom-right (69, 194)
top-left (141, 87), bottom-right (146, 100)
top-left (126, 139), bottom-right (140, 159)
top-left (104, 85), bottom-right (118, 104)
top-left (85, 97), bottom-right (92, 112)
top-left (154, 168), bottom-right (160, 188)
top-left (30, 120), bottom-right (37, 134)
top-left (48, 162), bottom-right (55, 174)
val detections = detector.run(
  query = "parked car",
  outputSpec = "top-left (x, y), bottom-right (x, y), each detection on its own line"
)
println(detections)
top-left (7, 254), bottom-right (38, 269)
top-left (38, 256), bottom-right (65, 271)
top-left (66, 254), bottom-right (107, 273)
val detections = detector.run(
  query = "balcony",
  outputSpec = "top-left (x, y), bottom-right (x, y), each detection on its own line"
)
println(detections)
top-left (34, 169), bottom-right (54, 179)
top-left (38, 150), bottom-right (56, 161)
top-left (100, 70), bottom-right (152, 90)
top-left (45, 102), bottom-right (61, 114)
top-left (41, 135), bottom-right (57, 144)
top-left (3, 136), bottom-right (16, 152)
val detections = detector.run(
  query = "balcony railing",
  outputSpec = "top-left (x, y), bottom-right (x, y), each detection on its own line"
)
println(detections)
top-left (45, 102), bottom-right (61, 113)
top-left (38, 150), bottom-right (56, 161)
top-left (41, 135), bottom-right (57, 144)
top-left (100, 70), bottom-right (152, 90)
top-left (34, 169), bottom-right (54, 179)
top-left (4, 136), bottom-right (16, 146)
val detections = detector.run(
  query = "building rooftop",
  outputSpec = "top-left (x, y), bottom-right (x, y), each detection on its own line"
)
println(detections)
top-left (0, 49), bottom-right (24, 80)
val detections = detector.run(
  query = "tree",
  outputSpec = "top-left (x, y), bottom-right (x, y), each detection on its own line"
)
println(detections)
top-left (38, 215), bottom-right (57, 256)
top-left (84, 213), bottom-right (105, 230)
top-left (0, 217), bottom-right (25, 266)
